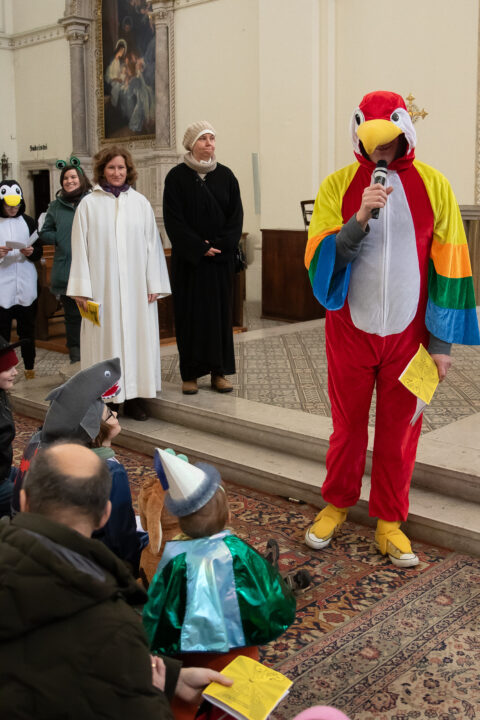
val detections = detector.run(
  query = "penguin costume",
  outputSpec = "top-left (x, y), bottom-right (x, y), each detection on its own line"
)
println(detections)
top-left (0, 180), bottom-right (42, 378)
top-left (304, 90), bottom-right (480, 566)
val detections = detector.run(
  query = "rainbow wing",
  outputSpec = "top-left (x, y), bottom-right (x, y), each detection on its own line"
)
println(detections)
top-left (304, 163), bottom-right (358, 310)
top-left (415, 161), bottom-right (480, 345)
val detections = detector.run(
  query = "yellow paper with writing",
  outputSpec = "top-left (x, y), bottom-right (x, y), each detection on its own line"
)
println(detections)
top-left (399, 343), bottom-right (439, 404)
top-left (77, 300), bottom-right (102, 327)
top-left (202, 655), bottom-right (292, 720)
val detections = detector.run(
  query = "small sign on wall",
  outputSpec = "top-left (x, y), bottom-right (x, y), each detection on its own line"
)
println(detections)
top-left (29, 145), bottom-right (48, 151)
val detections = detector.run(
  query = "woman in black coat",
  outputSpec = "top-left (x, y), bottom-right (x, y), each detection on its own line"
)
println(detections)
top-left (163, 121), bottom-right (243, 395)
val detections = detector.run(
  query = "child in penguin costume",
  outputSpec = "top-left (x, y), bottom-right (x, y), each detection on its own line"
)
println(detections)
top-left (0, 180), bottom-right (42, 379)
top-left (304, 90), bottom-right (480, 567)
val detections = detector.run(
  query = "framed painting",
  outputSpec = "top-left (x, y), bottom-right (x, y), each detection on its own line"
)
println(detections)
top-left (97, 0), bottom-right (160, 142)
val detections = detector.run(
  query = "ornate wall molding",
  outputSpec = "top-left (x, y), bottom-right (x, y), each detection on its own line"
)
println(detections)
top-left (173, 0), bottom-right (217, 8)
top-left (0, 24), bottom-right (64, 50)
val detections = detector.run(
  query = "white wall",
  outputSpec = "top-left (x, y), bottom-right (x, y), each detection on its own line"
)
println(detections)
top-left (335, 0), bottom-right (479, 203)
top-left (174, 0), bottom-right (261, 297)
top-left (11, 0), bottom-right (64, 34)
top-left (1, 0), bottom-right (479, 302)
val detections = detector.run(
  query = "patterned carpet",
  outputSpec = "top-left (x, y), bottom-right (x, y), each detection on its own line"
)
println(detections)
top-left (11, 413), bottom-right (480, 720)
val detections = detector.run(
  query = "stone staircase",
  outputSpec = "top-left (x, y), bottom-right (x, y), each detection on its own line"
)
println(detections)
top-left (11, 376), bottom-right (480, 557)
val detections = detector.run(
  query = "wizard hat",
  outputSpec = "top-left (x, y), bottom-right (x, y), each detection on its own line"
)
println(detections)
top-left (155, 447), bottom-right (221, 517)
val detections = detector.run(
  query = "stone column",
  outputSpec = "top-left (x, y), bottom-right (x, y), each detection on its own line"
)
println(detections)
top-left (59, 16), bottom-right (90, 156)
top-left (151, 1), bottom-right (175, 149)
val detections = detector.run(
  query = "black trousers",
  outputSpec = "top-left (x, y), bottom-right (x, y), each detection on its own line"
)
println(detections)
top-left (60, 295), bottom-right (81, 359)
top-left (0, 302), bottom-right (37, 370)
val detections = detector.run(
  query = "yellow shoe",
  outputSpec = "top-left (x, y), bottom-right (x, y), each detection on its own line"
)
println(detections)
top-left (24, 369), bottom-right (35, 380)
top-left (304, 504), bottom-right (348, 550)
top-left (375, 520), bottom-right (419, 567)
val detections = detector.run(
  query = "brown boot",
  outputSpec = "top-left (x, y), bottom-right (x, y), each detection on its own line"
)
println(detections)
top-left (182, 380), bottom-right (198, 395)
top-left (211, 374), bottom-right (233, 393)
top-left (24, 369), bottom-right (35, 380)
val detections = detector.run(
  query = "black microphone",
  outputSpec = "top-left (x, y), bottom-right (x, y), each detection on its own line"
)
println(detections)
top-left (371, 160), bottom-right (388, 219)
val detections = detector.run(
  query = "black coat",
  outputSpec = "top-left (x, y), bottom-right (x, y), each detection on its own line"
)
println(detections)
top-left (0, 513), bottom-right (181, 719)
top-left (163, 162), bottom-right (243, 380)
top-left (0, 389), bottom-right (14, 483)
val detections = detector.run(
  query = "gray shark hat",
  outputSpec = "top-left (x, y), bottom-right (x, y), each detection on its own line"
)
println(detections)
top-left (41, 358), bottom-right (121, 445)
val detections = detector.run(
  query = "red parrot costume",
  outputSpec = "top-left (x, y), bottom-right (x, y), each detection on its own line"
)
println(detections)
top-left (304, 91), bottom-right (479, 565)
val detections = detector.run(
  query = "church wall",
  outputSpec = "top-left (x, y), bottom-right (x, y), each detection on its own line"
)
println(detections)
top-left (13, 39), bottom-right (72, 166)
top-left (335, 0), bottom-right (479, 203)
top-left (173, 0), bottom-right (261, 298)
top-left (1, 0), bottom-right (479, 303)
top-left (11, 0), bottom-right (65, 34)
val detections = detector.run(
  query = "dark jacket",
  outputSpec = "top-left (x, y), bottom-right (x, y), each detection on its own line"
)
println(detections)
top-left (0, 512), bottom-right (181, 719)
top-left (39, 193), bottom-right (87, 294)
top-left (0, 389), bottom-right (14, 483)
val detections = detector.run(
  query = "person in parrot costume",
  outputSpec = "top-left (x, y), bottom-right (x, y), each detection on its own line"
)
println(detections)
top-left (304, 90), bottom-right (480, 567)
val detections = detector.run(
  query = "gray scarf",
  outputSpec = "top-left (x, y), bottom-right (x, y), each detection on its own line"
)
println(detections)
top-left (183, 152), bottom-right (217, 174)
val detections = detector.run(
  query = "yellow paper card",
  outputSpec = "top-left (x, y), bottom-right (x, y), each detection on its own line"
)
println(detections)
top-left (203, 655), bottom-right (292, 720)
top-left (77, 300), bottom-right (102, 327)
top-left (399, 343), bottom-right (439, 404)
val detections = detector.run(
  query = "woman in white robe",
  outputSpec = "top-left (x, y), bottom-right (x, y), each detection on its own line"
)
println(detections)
top-left (67, 145), bottom-right (171, 421)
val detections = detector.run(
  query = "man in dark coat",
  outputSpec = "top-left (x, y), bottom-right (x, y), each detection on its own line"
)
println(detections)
top-left (163, 121), bottom-right (243, 395)
top-left (0, 442), bottom-right (230, 719)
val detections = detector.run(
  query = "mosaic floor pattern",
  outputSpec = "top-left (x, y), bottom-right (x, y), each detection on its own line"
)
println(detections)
top-left (22, 302), bottom-right (480, 433)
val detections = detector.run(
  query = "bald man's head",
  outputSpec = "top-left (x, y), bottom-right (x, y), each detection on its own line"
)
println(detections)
top-left (23, 442), bottom-right (112, 526)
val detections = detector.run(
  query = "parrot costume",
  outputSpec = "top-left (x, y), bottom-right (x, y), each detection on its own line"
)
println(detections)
top-left (304, 91), bottom-right (479, 566)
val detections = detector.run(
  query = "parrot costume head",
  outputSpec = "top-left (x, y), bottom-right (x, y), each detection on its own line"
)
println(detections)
top-left (0, 180), bottom-right (26, 218)
top-left (350, 91), bottom-right (416, 167)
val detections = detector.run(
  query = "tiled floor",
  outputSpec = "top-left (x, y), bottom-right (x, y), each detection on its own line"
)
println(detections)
top-left (23, 302), bottom-right (480, 434)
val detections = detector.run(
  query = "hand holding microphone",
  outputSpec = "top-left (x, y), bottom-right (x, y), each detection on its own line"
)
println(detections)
top-left (370, 160), bottom-right (388, 219)
top-left (356, 160), bottom-right (393, 229)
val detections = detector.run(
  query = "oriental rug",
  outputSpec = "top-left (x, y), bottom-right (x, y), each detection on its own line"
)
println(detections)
top-left (12, 414), bottom-right (480, 720)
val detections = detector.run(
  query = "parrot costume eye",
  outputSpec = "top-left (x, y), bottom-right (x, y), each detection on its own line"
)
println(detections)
top-left (354, 110), bottom-right (364, 126)
top-left (390, 109), bottom-right (404, 124)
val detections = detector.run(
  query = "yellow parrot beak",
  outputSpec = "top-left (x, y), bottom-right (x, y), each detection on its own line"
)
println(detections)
top-left (357, 119), bottom-right (403, 156)
top-left (4, 194), bottom-right (21, 207)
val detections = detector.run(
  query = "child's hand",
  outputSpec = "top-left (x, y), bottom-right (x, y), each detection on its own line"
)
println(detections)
top-left (0, 246), bottom-right (11, 258)
top-left (20, 246), bottom-right (34, 257)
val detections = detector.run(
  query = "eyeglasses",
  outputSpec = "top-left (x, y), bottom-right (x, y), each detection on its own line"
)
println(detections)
top-left (104, 406), bottom-right (116, 420)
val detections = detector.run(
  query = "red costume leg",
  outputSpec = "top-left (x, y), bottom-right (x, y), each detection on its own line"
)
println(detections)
top-left (369, 329), bottom-right (426, 522)
top-left (322, 310), bottom-right (378, 508)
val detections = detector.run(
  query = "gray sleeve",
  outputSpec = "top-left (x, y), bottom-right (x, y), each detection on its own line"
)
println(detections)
top-left (333, 214), bottom-right (369, 274)
top-left (428, 334), bottom-right (452, 356)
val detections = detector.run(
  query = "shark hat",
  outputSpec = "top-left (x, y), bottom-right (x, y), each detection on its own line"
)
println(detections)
top-left (154, 447), bottom-right (221, 517)
top-left (41, 358), bottom-right (121, 445)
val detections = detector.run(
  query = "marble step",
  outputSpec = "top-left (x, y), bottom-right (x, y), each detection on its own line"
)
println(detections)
top-left (10, 374), bottom-right (480, 555)
top-left (107, 413), bottom-right (480, 558)
top-left (10, 376), bottom-right (480, 507)
top-left (144, 383), bottom-right (480, 506)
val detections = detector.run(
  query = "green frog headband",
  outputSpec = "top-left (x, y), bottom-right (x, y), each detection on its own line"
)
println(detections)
top-left (56, 156), bottom-right (83, 175)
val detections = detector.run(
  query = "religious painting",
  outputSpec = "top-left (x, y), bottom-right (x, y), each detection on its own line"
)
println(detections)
top-left (97, 0), bottom-right (158, 142)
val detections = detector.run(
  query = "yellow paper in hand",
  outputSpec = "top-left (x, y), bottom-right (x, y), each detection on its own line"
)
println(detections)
top-left (399, 343), bottom-right (439, 404)
top-left (77, 300), bottom-right (102, 327)
top-left (203, 655), bottom-right (292, 720)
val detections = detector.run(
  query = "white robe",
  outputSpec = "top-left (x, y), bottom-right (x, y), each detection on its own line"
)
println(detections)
top-left (67, 185), bottom-right (171, 402)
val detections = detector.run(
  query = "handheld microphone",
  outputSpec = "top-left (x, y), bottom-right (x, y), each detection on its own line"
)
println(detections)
top-left (371, 160), bottom-right (388, 220)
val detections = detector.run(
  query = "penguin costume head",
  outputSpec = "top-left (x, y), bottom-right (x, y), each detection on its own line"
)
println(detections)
top-left (0, 180), bottom-right (26, 218)
top-left (350, 91), bottom-right (416, 168)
